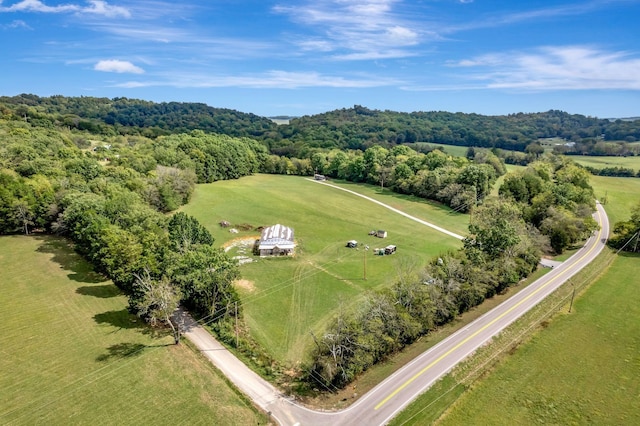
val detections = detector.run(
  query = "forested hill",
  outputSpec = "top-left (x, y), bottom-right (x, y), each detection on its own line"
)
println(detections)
top-left (0, 94), bottom-right (278, 139)
top-left (273, 106), bottom-right (640, 154)
top-left (2, 95), bottom-right (640, 156)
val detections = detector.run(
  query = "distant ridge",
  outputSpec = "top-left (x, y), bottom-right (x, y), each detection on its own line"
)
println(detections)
top-left (607, 117), bottom-right (640, 122)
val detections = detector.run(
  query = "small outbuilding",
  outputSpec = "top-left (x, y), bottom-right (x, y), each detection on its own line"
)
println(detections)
top-left (258, 224), bottom-right (295, 257)
top-left (384, 245), bottom-right (397, 255)
top-left (375, 230), bottom-right (388, 238)
top-left (346, 240), bottom-right (358, 248)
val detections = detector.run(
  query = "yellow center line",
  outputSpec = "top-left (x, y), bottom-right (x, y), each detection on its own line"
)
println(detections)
top-left (374, 209), bottom-right (603, 410)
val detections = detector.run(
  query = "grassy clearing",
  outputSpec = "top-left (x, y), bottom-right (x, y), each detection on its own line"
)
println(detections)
top-left (180, 174), bottom-right (465, 363)
top-left (569, 155), bottom-right (640, 171)
top-left (315, 179), bottom-right (469, 236)
top-left (590, 174), bottom-right (640, 225)
top-left (491, 164), bottom-right (525, 197)
top-left (0, 235), bottom-right (268, 425)
top-left (408, 143), bottom-right (469, 157)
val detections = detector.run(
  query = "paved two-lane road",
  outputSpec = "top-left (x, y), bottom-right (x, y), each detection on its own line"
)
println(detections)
top-left (180, 202), bottom-right (608, 425)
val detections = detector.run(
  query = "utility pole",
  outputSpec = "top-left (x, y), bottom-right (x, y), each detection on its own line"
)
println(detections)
top-left (235, 301), bottom-right (239, 348)
top-left (363, 246), bottom-right (367, 281)
top-left (568, 285), bottom-right (576, 313)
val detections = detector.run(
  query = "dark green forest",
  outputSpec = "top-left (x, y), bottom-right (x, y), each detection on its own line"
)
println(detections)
top-left (3, 94), bottom-right (640, 157)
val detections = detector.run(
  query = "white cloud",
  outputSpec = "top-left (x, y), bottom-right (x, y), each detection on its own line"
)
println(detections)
top-left (445, 46), bottom-right (640, 91)
top-left (82, 1), bottom-right (130, 18)
top-left (0, 0), bottom-right (78, 13)
top-left (0, 0), bottom-right (130, 17)
top-left (113, 70), bottom-right (400, 89)
top-left (94, 59), bottom-right (144, 74)
top-left (274, 0), bottom-right (424, 60)
top-left (1, 19), bottom-right (31, 29)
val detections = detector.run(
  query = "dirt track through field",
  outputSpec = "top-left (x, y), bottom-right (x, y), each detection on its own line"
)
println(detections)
top-left (308, 179), bottom-right (465, 240)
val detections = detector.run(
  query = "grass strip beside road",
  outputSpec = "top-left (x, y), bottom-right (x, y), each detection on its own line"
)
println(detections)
top-left (390, 248), bottom-right (627, 425)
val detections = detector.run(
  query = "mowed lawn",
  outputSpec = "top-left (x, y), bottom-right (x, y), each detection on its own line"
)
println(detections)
top-left (437, 252), bottom-right (640, 425)
top-left (0, 235), bottom-right (267, 425)
top-left (180, 174), bottom-right (464, 362)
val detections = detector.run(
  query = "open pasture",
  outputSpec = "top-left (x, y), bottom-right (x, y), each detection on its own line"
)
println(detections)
top-left (0, 235), bottom-right (267, 425)
top-left (590, 174), bottom-right (640, 225)
top-left (180, 174), bottom-right (466, 362)
top-left (407, 142), bottom-right (469, 157)
top-left (569, 154), bottom-right (640, 171)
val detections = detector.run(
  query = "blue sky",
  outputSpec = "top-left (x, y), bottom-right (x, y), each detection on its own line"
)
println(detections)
top-left (1, 0), bottom-right (639, 118)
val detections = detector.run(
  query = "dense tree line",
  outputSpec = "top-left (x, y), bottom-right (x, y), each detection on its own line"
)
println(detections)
top-left (582, 166), bottom-right (640, 178)
top-left (0, 118), bottom-right (252, 337)
top-left (268, 145), bottom-right (505, 213)
top-left (3, 96), bottom-right (640, 159)
top-left (270, 107), bottom-right (640, 156)
top-left (553, 139), bottom-right (640, 156)
top-left (0, 94), bottom-right (277, 139)
top-left (304, 156), bottom-right (597, 389)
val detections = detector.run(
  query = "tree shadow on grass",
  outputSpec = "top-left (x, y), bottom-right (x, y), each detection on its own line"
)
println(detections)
top-left (94, 309), bottom-right (151, 333)
top-left (76, 284), bottom-right (121, 298)
top-left (617, 250), bottom-right (640, 258)
top-left (93, 308), bottom-right (171, 342)
top-left (34, 235), bottom-right (108, 284)
top-left (96, 342), bottom-right (147, 362)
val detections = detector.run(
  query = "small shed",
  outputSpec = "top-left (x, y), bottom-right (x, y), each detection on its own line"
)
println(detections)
top-left (346, 240), bottom-right (358, 248)
top-left (384, 245), bottom-right (397, 255)
top-left (258, 224), bottom-right (295, 257)
top-left (376, 230), bottom-right (388, 238)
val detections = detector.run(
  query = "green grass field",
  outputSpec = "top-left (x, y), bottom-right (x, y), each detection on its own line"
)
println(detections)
top-left (390, 174), bottom-right (640, 425)
top-left (0, 235), bottom-right (267, 425)
top-left (180, 175), bottom-right (465, 363)
top-left (409, 142), bottom-right (469, 157)
top-left (590, 174), bottom-right (640, 225)
top-left (569, 154), bottom-right (640, 171)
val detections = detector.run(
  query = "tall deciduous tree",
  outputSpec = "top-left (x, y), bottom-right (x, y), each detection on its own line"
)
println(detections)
top-left (13, 199), bottom-right (34, 235)
top-left (168, 212), bottom-right (214, 252)
top-left (133, 270), bottom-right (181, 344)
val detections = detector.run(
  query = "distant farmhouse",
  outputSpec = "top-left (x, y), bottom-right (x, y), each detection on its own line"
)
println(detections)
top-left (258, 224), bottom-right (295, 257)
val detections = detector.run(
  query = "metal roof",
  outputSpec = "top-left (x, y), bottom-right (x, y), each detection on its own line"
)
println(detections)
top-left (258, 224), bottom-right (295, 249)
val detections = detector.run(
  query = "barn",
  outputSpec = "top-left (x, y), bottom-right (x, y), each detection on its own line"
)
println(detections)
top-left (258, 224), bottom-right (295, 257)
